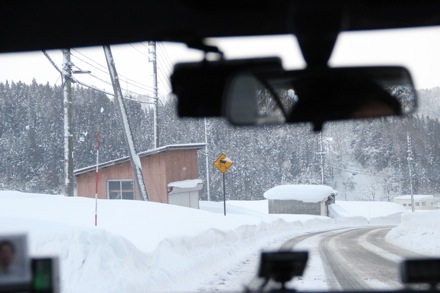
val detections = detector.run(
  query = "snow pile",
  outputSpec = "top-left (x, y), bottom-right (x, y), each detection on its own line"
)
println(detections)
top-left (0, 191), bottom-right (334, 292)
top-left (200, 200), bottom-right (275, 222)
top-left (0, 190), bottom-right (437, 292)
top-left (263, 185), bottom-right (336, 203)
top-left (0, 192), bottom-right (284, 254)
top-left (386, 210), bottom-right (440, 256)
top-left (329, 201), bottom-right (406, 225)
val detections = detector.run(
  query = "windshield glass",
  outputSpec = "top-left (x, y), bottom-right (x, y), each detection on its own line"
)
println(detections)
top-left (1, 27), bottom-right (440, 292)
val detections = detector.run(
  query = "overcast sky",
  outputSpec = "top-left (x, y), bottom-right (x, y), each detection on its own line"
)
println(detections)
top-left (0, 26), bottom-right (439, 98)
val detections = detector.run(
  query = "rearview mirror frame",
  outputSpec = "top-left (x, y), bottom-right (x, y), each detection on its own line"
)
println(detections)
top-left (223, 66), bottom-right (417, 130)
top-left (171, 58), bottom-right (417, 131)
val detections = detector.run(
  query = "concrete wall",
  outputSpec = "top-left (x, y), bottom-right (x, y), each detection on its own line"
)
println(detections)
top-left (268, 199), bottom-right (324, 215)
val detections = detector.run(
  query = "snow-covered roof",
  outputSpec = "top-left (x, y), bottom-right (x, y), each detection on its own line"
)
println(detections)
top-left (394, 194), bottom-right (434, 200)
top-left (168, 179), bottom-right (203, 194)
top-left (263, 184), bottom-right (336, 203)
top-left (168, 179), bottom-right (203, 189)
top-left (74, 143), bottom-right (206, 175)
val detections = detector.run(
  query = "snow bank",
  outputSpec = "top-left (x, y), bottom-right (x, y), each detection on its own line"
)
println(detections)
top-left (334, 201), bottom-right (406, 218)
top-left (329, 201), bottom-right (406, 225)
top-left (369, 212), bottom-right (403, 226)
top-left (0, 191), bottom-right (334, 292)
top-left (0, 216), bottom-right (152, 293)
top-left (1, 190), bottom-right (436, 292)
top-left (200, 200), bottom-right (275, 222)
top-left (144, 219), bottom-right (307, 291)
top-left (263, 185), bottom-right (336, 203)
top-left (329, 204), bottom-right (369, 225)
top-left (386, 210), bottom-right (440, 256)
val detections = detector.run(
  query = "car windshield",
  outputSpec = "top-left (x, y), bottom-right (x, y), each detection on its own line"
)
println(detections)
top-left (1, 27), bottom-right (440, 292)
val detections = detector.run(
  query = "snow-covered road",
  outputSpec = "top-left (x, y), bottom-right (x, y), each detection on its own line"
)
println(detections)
top-left (284, 227), bottom-right (426, 291)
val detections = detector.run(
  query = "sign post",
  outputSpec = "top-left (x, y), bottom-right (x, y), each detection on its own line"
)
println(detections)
top-left (213, 153), bottom-right (233, 216)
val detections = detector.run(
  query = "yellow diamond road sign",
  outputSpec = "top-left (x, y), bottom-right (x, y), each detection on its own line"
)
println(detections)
top-left (214, 153), bottom-right (233, 174)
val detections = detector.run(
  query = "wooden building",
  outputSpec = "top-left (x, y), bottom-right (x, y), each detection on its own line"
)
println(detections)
top-left (74, 143), bottom-right (205, 204)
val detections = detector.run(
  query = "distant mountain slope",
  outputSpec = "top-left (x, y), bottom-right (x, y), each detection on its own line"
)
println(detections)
top-left (417, 87), bottom-right (440, 120)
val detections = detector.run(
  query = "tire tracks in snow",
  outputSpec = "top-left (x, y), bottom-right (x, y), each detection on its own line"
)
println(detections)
top-left (281, 226), bottom-right (426, 291)
top-left (319, 228), bottom-right (401, 290)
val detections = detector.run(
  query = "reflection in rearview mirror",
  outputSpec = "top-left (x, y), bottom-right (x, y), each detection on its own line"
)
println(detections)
top-left (223, 66), bottom-right (417, 130)
top-left (224, 74), bottom-right (285, 125)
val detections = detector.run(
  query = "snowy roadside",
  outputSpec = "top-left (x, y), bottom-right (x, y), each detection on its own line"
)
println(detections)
top-left (1, 191), bottom-right (439, 292)
top-left (0, 192), bottom-right (334, 292)
top-left (386, 209), bottom-right (440, 256)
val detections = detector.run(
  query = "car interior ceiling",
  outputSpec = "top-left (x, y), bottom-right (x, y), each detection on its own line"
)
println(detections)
top-left (1, 1), bottom-right (440, 53)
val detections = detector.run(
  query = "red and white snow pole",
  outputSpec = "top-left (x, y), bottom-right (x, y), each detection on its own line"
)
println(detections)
top-left (95, 128), bottom-right (100, 226)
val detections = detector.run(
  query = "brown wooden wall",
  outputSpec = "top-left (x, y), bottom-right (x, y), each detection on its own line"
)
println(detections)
top-left (164, 150), bottom-right (199, 183)
top-left (76, 148), bottom-right (200, 203)
top-left (141, 152), bottom-right (166, 203)
top-left (76, 161), bottom-right (140, 200)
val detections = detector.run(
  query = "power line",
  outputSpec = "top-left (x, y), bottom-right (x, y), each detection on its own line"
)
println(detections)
top-left (129, 43), bottom-right (150, 58)
top-left (118, 76), bottom-right (157, 94)
top-left (70, 52), bottom-right (109, 75)
top-left (70, 59), bottom-right (156, 97)
top-left (85, 71), bottom-right (153, 97)
top-left (71, 49), bottom-right (108, 71)
top-left (44, 49), bottom-right (158, 104)
top-left (71, 76), bottom-right (114, 96)
top-left (328, 164), bottom-right (380, 177)
top-left (157, 72), bottom-right (172, 94)
top-left (74, 76), bottom-right (155, 104)
top-left (128, 42), bottom-right (175, 97)
top-left (139, 42), bottom-right (150, 51)
top-left (123, 96), bottom-right (156, 105)
top-left (129, 43), bottom-right (173, 95)
top-left (71, 49), bottom-right (158, 93)
top-left (157, 42), bottom-right (175, 72)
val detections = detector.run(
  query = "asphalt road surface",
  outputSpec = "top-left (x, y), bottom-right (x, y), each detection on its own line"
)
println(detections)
top-left (281, 227), bottom-right (424, 290)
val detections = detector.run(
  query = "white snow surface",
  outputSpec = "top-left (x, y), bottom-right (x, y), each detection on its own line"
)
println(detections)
top-left (0, 191), bottom-right (439, 293)
top-left (263, 184), bottom-right (336, 202)
top-left (329, 201), bottom-right (407, 225)
top-left (394, 194), bottom-right (434, 200)
top-left (330, 201), bottom-right (406, 219)
top-left (168, 179), bottom-right (203, 189)
top-left (386, 209), bottom-right (440, 256)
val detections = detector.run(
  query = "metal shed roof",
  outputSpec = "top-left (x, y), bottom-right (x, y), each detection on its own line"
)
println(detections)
top-left (74, 143), bottom-right (206, 176)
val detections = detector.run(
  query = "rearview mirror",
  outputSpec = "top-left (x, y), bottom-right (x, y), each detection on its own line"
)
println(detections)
top-left (171, 57), bottom-right (283, 117)
top-left (224, 66), bottom-right (417, 130)
top-left (171, 59), bottom-right (417, 131)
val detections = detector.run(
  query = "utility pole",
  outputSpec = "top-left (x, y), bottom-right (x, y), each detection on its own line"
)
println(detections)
top-left (204, 118), bottom-right (211, 201)
top-left (148, 41), bottom-right (159, 148)
top-left (103, 45), bottom-right (149, 201)
top-left (62, 49), bottom-right (74, 197)
top-left (316, 132), bottom-right (326, 185)
top-left (407, 132), bottom-right (415, 212)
